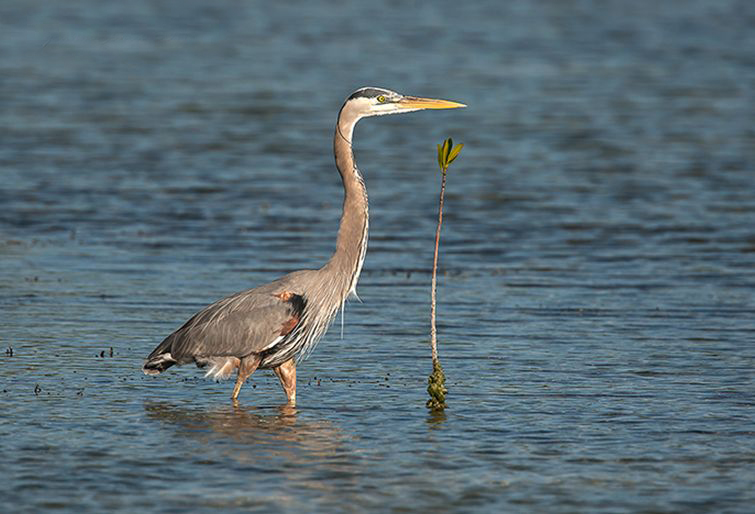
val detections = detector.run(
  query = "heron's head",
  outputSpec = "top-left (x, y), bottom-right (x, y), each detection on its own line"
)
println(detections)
top-left (340, 87), bottom-right (466, 124)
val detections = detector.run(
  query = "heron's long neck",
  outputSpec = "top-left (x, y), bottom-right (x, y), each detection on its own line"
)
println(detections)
top-left (323, 115), bottom-right (368, 300)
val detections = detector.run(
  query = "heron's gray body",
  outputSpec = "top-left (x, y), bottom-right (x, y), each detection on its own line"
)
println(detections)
top-left (142, 87), bottom-right (464, 403)
top-left (146, 271), bottom-right (311, 374)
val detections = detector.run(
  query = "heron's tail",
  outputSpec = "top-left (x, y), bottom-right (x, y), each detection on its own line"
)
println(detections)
top-left (143, 352), bottom-right (177, 375)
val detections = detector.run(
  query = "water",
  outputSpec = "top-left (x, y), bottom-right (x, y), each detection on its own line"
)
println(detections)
top-left (2, 0), bottom-right (754, 511)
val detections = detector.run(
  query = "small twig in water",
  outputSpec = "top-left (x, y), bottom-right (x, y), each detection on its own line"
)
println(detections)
top-left (427, 138), bottom-right (463, 411)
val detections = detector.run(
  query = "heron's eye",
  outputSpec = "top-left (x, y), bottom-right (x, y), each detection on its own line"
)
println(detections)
top-left (377, 95), bottom-right (386, 103)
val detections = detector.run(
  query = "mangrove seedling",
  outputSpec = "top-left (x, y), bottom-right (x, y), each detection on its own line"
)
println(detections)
top-left (427, 137), bottom-right (463, 410)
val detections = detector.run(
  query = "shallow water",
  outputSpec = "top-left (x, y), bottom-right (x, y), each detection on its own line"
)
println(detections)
top-left (2, 0), bottom-right (754, 512)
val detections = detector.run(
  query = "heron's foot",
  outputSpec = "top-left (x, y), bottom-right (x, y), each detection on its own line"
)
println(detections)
top-left (230, 355), bottom-right (261, 401)
top-left (277, 403), bottom-right (298, 418)
top-left (273, 358), bottom-right (297, 405)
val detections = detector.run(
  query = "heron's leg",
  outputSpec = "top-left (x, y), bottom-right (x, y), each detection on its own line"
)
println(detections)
top-left (273, 358), bottom-right (297, 405)
top-left (231, 355), bottom-right (260, 401)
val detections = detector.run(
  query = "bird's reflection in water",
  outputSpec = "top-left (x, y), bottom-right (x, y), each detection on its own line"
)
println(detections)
top-left (144, 401), bottom-right (346, 457)
top-left (144, 401), bottom-right (359, 502)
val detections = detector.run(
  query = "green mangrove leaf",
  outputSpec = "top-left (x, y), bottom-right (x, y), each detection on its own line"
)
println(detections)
top-left (443, 138), bottom-right (452, 163)
top-left (447, 143), bottom-right (464, 164)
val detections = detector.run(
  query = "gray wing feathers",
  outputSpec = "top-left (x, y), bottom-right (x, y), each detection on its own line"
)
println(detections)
top-left (150, 272), bottom-right (312, 364)
top-left (167, 305), bottom-right (290, 363)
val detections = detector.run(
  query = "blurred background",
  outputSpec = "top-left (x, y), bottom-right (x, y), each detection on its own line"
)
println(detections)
top-left (1, 1), bottom-right (753, 512)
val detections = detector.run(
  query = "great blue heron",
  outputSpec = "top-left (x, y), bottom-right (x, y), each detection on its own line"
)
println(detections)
top-left (143, 87), bottom-right (465, 404)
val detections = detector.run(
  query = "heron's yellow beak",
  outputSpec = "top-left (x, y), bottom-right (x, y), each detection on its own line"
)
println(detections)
top-left (398, 96), bottom-right (466, 109)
